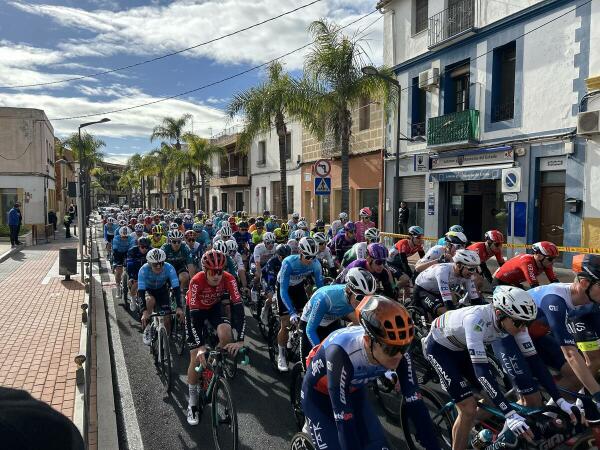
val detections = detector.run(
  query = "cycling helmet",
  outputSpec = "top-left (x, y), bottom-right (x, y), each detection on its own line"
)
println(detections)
top-left (151, 225), bottom-right (163, 235)
top-left (531, 241), bottom-right (559, 258)
top-left (356, 295), bottom-right (414, 347)
top-left (312, 232), bottom-right (328, 244)
top-left (493, 285), bottom-right (537, 322)
top-left (228, 216), bottom-right (236, 224)
top-left (117, 214), bottom-right (124, 221)
top-left (192, 223), bottom-right (203, 233)
top-left (346, 268), bottom-right (377, 296)
top-left (344, 221), bottom-right (356, 232)
top-left (129, 218), bottom-right (137, 226)
top-left (119, 226), bottom-right (130, 237)
top-left (241, 211), bottom-right (248, 218)
top-left (298, 237), bottom-right (319, 257)
top-left (292, 212), bottom-right (300, 220)
top-left (449, 225), bottom-right (464, 233)
top-left (138, 237), bottom-right (151, 248)
top-left (280, 223), bottom-right (290, 234)
top-left (445, 231), bottom-right (468, 246)
top-left (146, 248), bottom-right (166, 264)
top-left (367, 243), bottom-right (388, 260)
top-left (184, 229), bottom-right (196, 238)
top-left (408, 226), bottom-right (424, 237)
top-left (262, 232), bottom-right (276, 244)
top-left (339, 212), bottom-right (348, 221)
top-left (263, 210), bottom-right (271, 217)
top-left (220, 224), bottom-right (233, 239)
top-left (572, 254), bottom-right (600, 281)
top-left (107, 217), bottom-right (116, 224)
top-left (212, 240), bottom-right (228, 254)
top-left (292, 229), bottom-right (305, 240)
top-left (134, 223), bottom-right (144, 232)
top-left (169, 223), bottom-right (179, 230)
top-left (364, 228), bottom-right (380, 242)
top-left (359, 207), bottom-right (372, 218)
top-left (453, 249), bottom-right (481, 267)
top-left (202, 249), bottom-right (226, 270)
top-left (270, 215), bottom-right (278, 221)
top-left (183, 215), bottom-right (192, 223)
top-left (212, 235), bottom-right (223, 244)
top-left (174, 217), bottom-right (183, 226)
top-left (168, 229), bottom-right (184, 241)
top-left (225, 239), bottom-right (238, 254)
top-left (276, 244), bottom-right (292, 258)
top-left (297, 220), bottom-right (308, 230)
top-left (255, 220), bottom-right (265, 229)
top-left (118, 219), bottom-right (127, 227)
top-left (238, 221), bottom-right (249, 229)
top-left (204, 219), bottom-right (213, 226)
top-left (484, 230), bottom-right (504, 244)
top-left (138, 214), bottom-right (144, 221)
top-left (315, 219), bottom-right (325, 229)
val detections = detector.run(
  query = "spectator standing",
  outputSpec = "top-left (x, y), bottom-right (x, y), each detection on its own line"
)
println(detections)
top-left (63, 214), bottom-right (72, 239)
top-left (398, 201), bottom-right (410, 234)
top-left (7, 202), bottom-right (22, 247)
top-left (48, 210), bottom-right (58, 232)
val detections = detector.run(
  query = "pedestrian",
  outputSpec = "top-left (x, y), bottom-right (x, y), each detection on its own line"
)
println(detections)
top-left (64, 213), bottom-right (72, 238)
top-left (48, 210), bottom-right (57, 232)
top-left (68, 202), bottom-right (76, 221)
top-left (7, 201), bottom-right (22, 247)
top-left (398, 201), bottom-right (410, 235)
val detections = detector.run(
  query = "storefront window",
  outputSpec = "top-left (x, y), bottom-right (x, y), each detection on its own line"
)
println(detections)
top-left (0, 189), bottom-right (20, 225)
top-left (317, 195), bottom-right (330, 224)
top-left (404, 201), bottom-right (425, 229)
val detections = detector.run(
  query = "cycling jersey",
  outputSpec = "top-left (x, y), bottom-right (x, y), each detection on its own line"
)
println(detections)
top-left (277, 255), bottom-right (324, 317)
top-left (232, 231), bottom-right (252, 253)
top-left (138, 262), bottom-right (179, 291)
top-left (265, 220), bottom-right (277, 232)
top-left (186, 241), bottom-right (202, 265)
top-left (287, 239), bottom-right (299, 254)
top-left (355, 220), bottom-right (375, 243)
top-left (414, 263), bottom-right (479, 305)
top-left (130, 232), bottom-right (148, 244)
top-left (112, 235), bottom-right (135, 253)
top-left (468, 241), bottom-right (505, 282)
top-left (160, 243), bottom-right (193, 271)
top-left (493, 254), bottom-right (558, 288)
top-left (204, 226), bottom-right (216, 240)
top-left (416, 244), bottom-right (447, 266)
top-left (301, 284), bottom-right (353, 346)
top-left (195, 229), bottom-right (211, 249)
top-left (273, 228), bottom-right (287, 244)
top-left (230, 252), bottom-right (244, 273)
top-left (150, 235), bottom-right (166, 249)
top-left (104, 223), bottom-right (116, 241)
top-left (388, 238), bottom-right (425, 277)
top-left (251, 229), bottom-right (265, 245)
top-left (316, 247), bottom-right (334, 269)
top-left (329, 233), bottom-right (357, 263)
top-left (328, 219), bottom-right (344, 238)
top-left (126, 246), bottom-right (147, 280)
top-left (287, 219), bottom-right (299, 231)
top-left (341, 242), bottom-right (367, 268)
top-left (253, 242), bottom-right (276, 266)
top-left (339, 259), bottom-right (395, 299)
top-left (261, 255), bottom-right (282, 289)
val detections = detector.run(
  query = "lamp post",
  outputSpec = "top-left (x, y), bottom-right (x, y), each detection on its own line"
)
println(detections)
top-left (361, 66), bottom-right (425, 233)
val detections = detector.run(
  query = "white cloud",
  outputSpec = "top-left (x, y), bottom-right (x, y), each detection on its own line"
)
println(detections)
top-left (206, 96), bottom-right (229, 104)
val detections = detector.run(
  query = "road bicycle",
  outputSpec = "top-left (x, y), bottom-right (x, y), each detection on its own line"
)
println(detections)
top-left (289, 432), bottom-right (314, 450)
top-left (194, 347), bottom-right (249, 450)
top-left (267, 318), bottom-right (302, 374)
top-left (148, 310), bottom-right (177, 394)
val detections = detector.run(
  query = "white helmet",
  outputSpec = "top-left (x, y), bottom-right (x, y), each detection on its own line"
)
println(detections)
top-left (312, 232), bottom-right (328, 244)
top-left (220, 224), bottom-right (233, 238)
top-left (169, 223), bottom-right (179, 230)
top-left (493, 285), bottom-right (537, 322)
top-left (107, 217), bottom-right (116, 224)
top-left (146, 248), bottom-right (166, 264)
top-left (298, 237), bottom-right (318, 257)
top-left (168, 229), bottom-right (184, 241)
top-left (263, 232), bottom-right (276, 244)
top-left (292, 229), bottom-right (305, 240)
top-left (118, 219), bottom-right (127, 227)
top-left (346, 268), bottom-right (377, 296)
top-left (292, 212), bottom-right (300, 220)
top-left (287, 239), bottom-right (299, 254)
top-left (213, 240), bottom-right (228, 254)
top-left (117, 214), bottom-right (124, 220)
top-left (212, 235), bottom-right (223, 244)
top-left (119, 226), bottom-right (130, 237)
top-left (225, 239), bottom-right (238, 254)
top-left (453, 249), bottom-right (481, 266)
top-left (364, 228), bottom-right (380, 242)
top-left (297, 220), bottom-right (308, 230)
top-left (134, 223), bottom-right (144, 232)
top-left (339, 212), bottom-right (348, 221)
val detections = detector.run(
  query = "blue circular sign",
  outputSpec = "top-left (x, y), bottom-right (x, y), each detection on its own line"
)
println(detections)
top-left (505, 172), bottom-right (517, 187)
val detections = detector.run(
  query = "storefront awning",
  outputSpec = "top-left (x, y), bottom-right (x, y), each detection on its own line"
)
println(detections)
top-left (429, 163), bottom-right (514, 182)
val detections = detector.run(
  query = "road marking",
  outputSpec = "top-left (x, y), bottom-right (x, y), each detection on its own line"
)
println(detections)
top-left (42, 255), bottom-right (60, 284)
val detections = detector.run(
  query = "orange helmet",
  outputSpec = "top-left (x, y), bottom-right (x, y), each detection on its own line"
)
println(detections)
top-left (356, 295), bottom-right (414, 348)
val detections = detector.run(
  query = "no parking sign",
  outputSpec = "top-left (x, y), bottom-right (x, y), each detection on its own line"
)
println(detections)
top-left (501, 168), bottom-right (521, 193)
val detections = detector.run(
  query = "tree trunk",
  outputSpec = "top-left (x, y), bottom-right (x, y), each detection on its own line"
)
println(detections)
top-left (146, 176), bottom-right (151, 209)
top-left (340, 110), bottom-right (352, 215)
top-left (200, 169), bottom-right (207, 212)
top-left (188, 169), bottom-right (195, 211)
top-left (177, 174), bottom-right (183, 208)
top-left (159, 174), bottom-right (164, 209)
top-left (141, 177), bottom-right (146, 209)
top-left (276, 113), bottom-right (288, 219)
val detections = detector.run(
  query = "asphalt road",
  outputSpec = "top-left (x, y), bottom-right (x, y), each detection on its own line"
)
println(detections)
top-left (100, 241), bottom-right (408, 450)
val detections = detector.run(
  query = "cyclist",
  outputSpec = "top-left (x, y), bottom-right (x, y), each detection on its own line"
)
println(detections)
top-left (183, 214), bottom-right (194, 231)
top-left (277, 237), bottom-right (323, 371)
top-left (287, 212), bottom-right (300, 231)
top-left (126, 236), bottom-right (150, 311)
top-left (310, 219), bottom-right (326, 236)
top-left (228, 216), bottom-right (239, 233)
top-left (302, 295), bottom-right (424, 450)
top-left (192, 223), bottom-right (211, 253)
top-left (130, 223), bottom-right (147, 244)
top-left (492, 241), bottom-right (560, 289)
top-left (112, 226), bottom-right (135, 290)
top-left (215, 223), bottom-right (233, 242)
top-left (423, 285), bottom-right (575, 450)
top-left (468, 230), bottom-right (505, 289)
top-left (259, 243), bottom-right (292, 325)
top-left (225, 239), bottom-right (248, 296)
top-left (203, 219), bottom-right (216, 240)
top-left (437, 225), bottom-right (465, 245)
top-left (104, 217), bottom-right (117, 254)
top-left (413, 249), bottom-right (484, 318)
top-left (341, 227), bottom-right (380, 268)
top-left (139, 248), bottom-right (184, 344)
top-left (355, 207), bottom-right (376, 243)
top-left (251, 219), bottom-right (266, 246)
top-left (265, 215), bottom-right (278, 232)
top-left (212, 240), bottom-right (238, 277)
top-left (184, 230), bottom-right (202, 270)
top-left (328, 212), bottom-right (348, 238)
top-left (313, 232), bottom-right (335, 276)
top-left (414, 231), bottom-right (468, 274)
top-left (185, 250), bottom-right (245, 426)
top-left (388, 226), bottom-right (425, 295)
top-left (150, 225), bottom-right (166, 249)
top-left (329, 221), bottom-right (357, 268)
top-left (295, 220), bottom-right (310, 238)
top-left (161, 230), bottom-right (195, 293)
top-left (143, 215), bottom-right (154, 234)
top-left (339, 243), bottom-right (396, 299)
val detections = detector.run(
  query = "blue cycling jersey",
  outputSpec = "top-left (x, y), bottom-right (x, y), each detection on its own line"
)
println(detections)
top-left (277, 254), bottom-right (323, 316)
top-left (112, 234), bottom-right (135, 253)
top-left (529, 283), bottom-right (580, 347)
top-left (104, 223), bottom-right (116, 240)
top-left (301, 284), bottom-right (353, 347)
top-left (137, 262), bottom-right (180, 291)
top-left (261, 255), bottom-right (281, 288)
top-left (195, 229), bottom-right (211, 247)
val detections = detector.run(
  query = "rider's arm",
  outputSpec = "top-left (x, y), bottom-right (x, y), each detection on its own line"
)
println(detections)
top-left (543, 264), bottom-right (560, 283)
top-left (480, 262), bottom-right (493, 283)
top-left (278, 259), bottom-right (297, 317)
top-left (305, 295), bottom-right (329, 347)
top-left (137, 267), bottom-right (148, 310)
top-left (313, 260), bottom-right (324, 289)
top-left (399, 253), bottom-right (413, 277)
top-left (435, 267), bottom-right (455, 309)
top-left (380, 268), bottom-right (396, 298)
top-left (165, 264), bottom-right (182, 307)
top-left (103, 225), bottom-right (109, 241)
top-left (225, 275), bottom-right (246, 341)
top-left (522, 260), bottom-right (540, 288)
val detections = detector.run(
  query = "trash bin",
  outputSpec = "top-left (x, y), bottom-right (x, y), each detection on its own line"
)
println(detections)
top-left (59, 248), bottom-right (78, 280)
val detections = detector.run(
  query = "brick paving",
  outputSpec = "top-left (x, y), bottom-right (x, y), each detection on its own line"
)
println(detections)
top-left (0, 239), bottom-right (85, 422)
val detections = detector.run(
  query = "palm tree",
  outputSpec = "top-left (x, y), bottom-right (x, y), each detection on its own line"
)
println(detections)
top-left (139, 153), bottom-right (158, 209)
top-left (150, 114), bottom-right (192, 208)
top-left (226, 61), bottom-right (300, 217)
top-left (90, 167), bottom-right (110, 205)
top-left (300, 20), bottom-right (394, 214)
top-left (126, 153), bottom-right (144, 207)
top-left (117, 169), bottom-right (141, 206)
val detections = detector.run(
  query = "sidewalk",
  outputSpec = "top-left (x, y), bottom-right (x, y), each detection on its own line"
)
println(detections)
top-left (0, 234), bottom-right (85, 430)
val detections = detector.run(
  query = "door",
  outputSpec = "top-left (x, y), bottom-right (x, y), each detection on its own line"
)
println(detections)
top-left (462, 195), bottom-right (482, 241)
top-left (271, 181), bottom-right (281, 217)
top-left (235, 192), bottom-right (244, 212)
top-left (538, 171), bottom-right (565, 246)
top-left (221, 193), bottom-right (228, 211)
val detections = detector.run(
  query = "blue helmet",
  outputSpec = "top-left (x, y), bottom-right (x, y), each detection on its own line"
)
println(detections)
top-left (449, 225), bottom-right (464, 233)
top-left (344, 221), bottom-right (356, 232)
top-left (408, 225), bottom-right (424, 236)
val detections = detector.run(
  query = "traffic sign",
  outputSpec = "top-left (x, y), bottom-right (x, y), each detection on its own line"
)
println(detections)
top-left (314, 177), bottom-right (331, 196)
top-left (314, 159), bottom-right (331, 177)
top-left (503, 193), bottom-right (518, 202)
top-left (501, 167), bottom-right (521, 193)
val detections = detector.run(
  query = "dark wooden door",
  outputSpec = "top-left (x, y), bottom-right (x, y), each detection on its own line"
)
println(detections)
top-left (539, 185), bottom-right (565, 245)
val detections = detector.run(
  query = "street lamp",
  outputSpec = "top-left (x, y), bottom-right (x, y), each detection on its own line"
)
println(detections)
top-left (361, 66), bottom-right (425, 233)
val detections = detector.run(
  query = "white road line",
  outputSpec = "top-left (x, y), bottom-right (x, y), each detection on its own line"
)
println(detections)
top-left (41, 255), bottom-right (60, 284)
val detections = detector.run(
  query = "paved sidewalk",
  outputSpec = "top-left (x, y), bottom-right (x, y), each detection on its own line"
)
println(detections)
top-left (0, 236), bottom-right (85, 424)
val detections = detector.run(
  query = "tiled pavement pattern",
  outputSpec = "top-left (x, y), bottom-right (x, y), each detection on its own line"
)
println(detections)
top-left (0, 240), bottom-right (84, 422)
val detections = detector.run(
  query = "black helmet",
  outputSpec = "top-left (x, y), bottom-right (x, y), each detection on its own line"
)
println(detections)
top-left (276, 244), bottom-right (292, 258)
top-left (315, 219), bottom-right (325, 229)
top-left (573, 254), bottom-right (600, 281)
top-left (138, 237), bottom-right (151, 247)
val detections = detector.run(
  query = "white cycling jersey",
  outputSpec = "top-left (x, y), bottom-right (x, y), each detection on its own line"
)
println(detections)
top-left (352, 242), bottom-right (368, 260)
top-left (416, 244), bottom-right (446, 265)
top-left (287, 239), bottom-right (300, 254)
top-left (253, 242), bottom-right (276, 265)
top-left (415, 263), bottom-right (479, 303)
top-left (330, 220), bottom-right (343, 236)
top-left (316, 247), bottom-right (334, 268)
top-left (232, 252), bottom-right (244, 271)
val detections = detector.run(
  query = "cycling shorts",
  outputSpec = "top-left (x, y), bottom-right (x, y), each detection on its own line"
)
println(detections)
top-left (106, 234), bottom-right (114, 243)
top-left (169, 262), bottom-right (188, 276)
top-left (146, 285), bottom-right (172, 311)
top-left (112, 250), bottom-right (127, 267)
top-left (568, 312), bottom-right (600, 352)
top-left (126, 261), bottom-right (142, 280)
top-left (276, 281), bottom-right (308, 317)
top-left (412, 285), bottom-right (445, 317)
top-left (185, 303), bottom-right (229, 350)
top-left (299, 320), bottom-right (341, 369)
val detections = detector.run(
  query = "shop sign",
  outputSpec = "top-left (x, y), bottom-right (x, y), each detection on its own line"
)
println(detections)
top-left (413, 154), bottom-right (429, 172)
top-left (430, 147), bottom-right (513, 170)
top-left (539, 156), bottom-right (565, 172)
top-left (427, 192), bottom-right (435, 215)
top-left (429, 168), bottom-right (502, 182)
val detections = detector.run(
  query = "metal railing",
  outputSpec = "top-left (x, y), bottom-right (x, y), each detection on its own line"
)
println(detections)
top-left (428, 0), bottom-right (475, 47)
top-left (411, 122), bottom-right (426, 138)
top-left (219, 168), bottom-right (248, 178)
top-left (491, 101), bottom-right (514, 122)
top-left (427, 109), bottom-right (479, 146)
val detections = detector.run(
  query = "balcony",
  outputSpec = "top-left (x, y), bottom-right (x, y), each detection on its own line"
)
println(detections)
top-left (211, 168), bottom-right (250, 187)
top-left (427, 109), bottom-right (479, 147)
top-left (428, 0), bottom-right (476, 48)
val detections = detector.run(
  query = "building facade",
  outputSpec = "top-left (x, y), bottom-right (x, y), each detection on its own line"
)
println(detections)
top-left (0, 107), bottom-right (56, 226)
top-left (380, 0), bottom-right (598, 263)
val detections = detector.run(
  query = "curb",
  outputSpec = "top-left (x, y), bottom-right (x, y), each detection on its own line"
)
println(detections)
top-left (0, 244), bottom-right (23, 263)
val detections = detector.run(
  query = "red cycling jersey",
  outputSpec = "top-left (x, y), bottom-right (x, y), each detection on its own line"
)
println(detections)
top-left (493, 254), bottom-right (557, 287)
top-left (187, 271), bottom-right (241, 310)
top-left (467, 241), bottom-right (505, 265)
top-left (394, 238), bottom-right (424, 257)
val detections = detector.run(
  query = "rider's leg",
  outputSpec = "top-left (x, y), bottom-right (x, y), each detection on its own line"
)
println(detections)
top-left (453, 397), bottom-right (477, 450)
top-left (179, 271), bottom-right (190, 291)
top-left (115, 265), bottom-right (123, 285)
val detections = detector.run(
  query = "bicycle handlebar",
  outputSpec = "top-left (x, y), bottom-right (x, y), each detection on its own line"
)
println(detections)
top-left (194, 346), bottom-right (250, 373)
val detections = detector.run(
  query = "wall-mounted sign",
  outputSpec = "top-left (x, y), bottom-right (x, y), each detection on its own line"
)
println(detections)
top-left (539, 156), bottom-right (565, 172)
top-left (314, 159), bottom-right (332, 177)
top-left (501, 167), bottom-right (521, 193)
top-left (413, 154), bottom-right (429, 172)
top-left (427, 192), bottom-right (435, 215)
top-left (430, 147), bottom-right (514, 170)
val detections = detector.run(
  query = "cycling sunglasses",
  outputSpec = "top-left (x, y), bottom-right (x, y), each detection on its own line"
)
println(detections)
top-left (151, 262), bottom-right (164, 268)
top-left (171, 240), bottom-right (182, 244)
top-left (303, 255), bottom-right (315, 260)
top-left (240, 228), bottom-right (248, 232)
top-left (544, 256), bottom-right (556, 262)
top-left (372, 259), bottom-right (385, 265)
top-left (207, 269), bottom-right (224, 276)
top-left (511, 318), bottom-right (533, 328)
top-left (463, 266), bottom-right (478, 273)
top-left (379, 340), bottom-right (412, 357)
top-left (139, 245), bottom-right (148, 250)
top-left (354, 293), bottom-right (366, 302)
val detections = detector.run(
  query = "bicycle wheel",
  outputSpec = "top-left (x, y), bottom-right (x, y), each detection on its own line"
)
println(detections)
top-left (267, 316), bottom-right (281, 373)
top-left (289, 362), bottom-right (305, 431)
top-left (372, 378), bottom-right (401, 423)
top-left (223, 351), bottom-right (238, 380)
top-left (400, 387), bottom-right (454, 450)
top-left (121, 272), bottom-right (128, 302)
top-left (211, 376), bottom-right (238, 450)
top-left (159, 327), bottom-right (172, 393)
top-left (290, 432), bottom-right (315, 450)
top-left (171, 315), bottom-right (186, 357)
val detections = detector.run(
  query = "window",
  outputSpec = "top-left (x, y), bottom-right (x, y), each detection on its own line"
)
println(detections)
top-left (261, 187), bottom-right (267, 212)
top-left (358, 96), bottom-right (371, 131)
top-left (235, 191), bottom-right (244, 211)
top-left (491, 41), bottom-right (516, 122)
top-left (414, 0), bottom-right (428, 34)
top-left (257, 141), bottom-right (266, 166)
top-left (285, 132), bottom-right (292, 161)
top-left (0, 188), bottom-right (20, 225)
top-left (444, 60), bottom-right (470, 114)
top-left (411, 76), bottom-right (427, 137)
top-left (212, 195), bottom-right (218, 211)
top-left (287, 185), bottom-right (294, 213)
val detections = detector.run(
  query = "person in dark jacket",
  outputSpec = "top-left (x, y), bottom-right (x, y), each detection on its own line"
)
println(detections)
top-left (48, 210), bottom-right (57, 232)
top-left (64, 214), bottom-right (73, 238)
top-left (398, 201), bottom-right (410, 235)
top-left (8, 202), bottom-right (22, 247)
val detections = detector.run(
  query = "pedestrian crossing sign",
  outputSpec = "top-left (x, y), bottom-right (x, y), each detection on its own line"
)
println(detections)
top-left (314, 177), bottom-right (331, 196)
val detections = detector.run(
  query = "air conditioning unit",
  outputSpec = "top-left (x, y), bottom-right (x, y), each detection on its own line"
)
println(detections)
top-left (418, 68), bottom-right (440, 90)
top-left (577, 110), bottom-right (600, 136)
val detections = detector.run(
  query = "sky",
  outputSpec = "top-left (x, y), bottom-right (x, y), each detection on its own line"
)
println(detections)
top-left (0, 0), bottom-right (384, 164)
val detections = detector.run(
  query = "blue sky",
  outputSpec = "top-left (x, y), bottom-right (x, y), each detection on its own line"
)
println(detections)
top-left (0, 0), bottom-right (383, 164)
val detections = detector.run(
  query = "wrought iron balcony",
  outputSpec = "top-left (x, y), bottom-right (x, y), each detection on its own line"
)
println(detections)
top-left (411, 122), bottom-right (426, 138)
top-left (491, 102), bottom-right (514, 122)
top-left (428, 0), bottom-right (476, 48)
top-left (211, 167), bottom-right (250, 187)
top-left (427, 109), bottom-right (479, 147)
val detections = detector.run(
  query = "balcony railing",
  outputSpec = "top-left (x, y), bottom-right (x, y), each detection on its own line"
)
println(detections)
top-left (491, 102), bottom-right (514, 122)
top-left (219, 168), bottom-right (247, 178)
top-left (427, 109), bottom-right (479, 147)
top-left (411, 122), bottom-right (426, 138)
top-left (428, 0), bottom-right (475, 48)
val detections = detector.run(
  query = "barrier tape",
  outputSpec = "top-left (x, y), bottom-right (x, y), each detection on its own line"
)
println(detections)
top-left (380, 232), bottom-right (600, 255)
